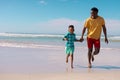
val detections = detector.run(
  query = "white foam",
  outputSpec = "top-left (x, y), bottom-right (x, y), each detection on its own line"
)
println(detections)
top-left (0, 33), bottom-right (120, 41)
top-left (109, 36), bottom-right (120, 40)
top-left (0, 33), bottom-right (64, 38)
top-left (0, 41), bottom-right (63, 49)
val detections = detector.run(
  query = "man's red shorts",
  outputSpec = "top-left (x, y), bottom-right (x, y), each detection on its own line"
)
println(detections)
top-left (87, 37), bottom-right (100, 49)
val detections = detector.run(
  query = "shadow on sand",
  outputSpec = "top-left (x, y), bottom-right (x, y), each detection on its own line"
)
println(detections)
top-left (75, 65), bottom-right (120, 70)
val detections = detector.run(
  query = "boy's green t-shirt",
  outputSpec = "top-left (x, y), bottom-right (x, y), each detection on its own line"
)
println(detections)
top-left (64, 32), bottom-right (77, 47)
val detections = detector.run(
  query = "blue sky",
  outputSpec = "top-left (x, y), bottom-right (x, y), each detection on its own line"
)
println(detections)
top-left (0, 0), bottom-right (120, 35)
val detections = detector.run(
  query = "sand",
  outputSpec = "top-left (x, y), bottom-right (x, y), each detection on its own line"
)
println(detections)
top-left (0, 46), bottom-right (120, 80)
top-left (0, 70), bottom-right (120, 80)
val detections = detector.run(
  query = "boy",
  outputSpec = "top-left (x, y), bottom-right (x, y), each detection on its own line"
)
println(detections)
top-left (63, 25), bottom-right (82, 68)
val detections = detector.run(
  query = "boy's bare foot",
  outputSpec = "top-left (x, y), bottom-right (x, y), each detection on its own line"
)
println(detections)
top-left (92, 55), bottom-right (94, 62)
top-left (66, 59), bottom-right (68, 63)
top-left (88, 63), bottom-right (92, 68)
top-left (71, 65), bottom-right (74, 69)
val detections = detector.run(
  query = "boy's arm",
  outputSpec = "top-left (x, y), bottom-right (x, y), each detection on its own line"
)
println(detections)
top-left (75, 39), bottom-right (83, 42)
top-left (75, 39), bottom-right (81, 42)
top-left (74, 39), bottom-right (79, 42)
top-left (63, 38), bottom-right (68, 41)
top-left (63, 34), bottom-right (68, 41)
top-left (74, 34), bottom-right (81, 42)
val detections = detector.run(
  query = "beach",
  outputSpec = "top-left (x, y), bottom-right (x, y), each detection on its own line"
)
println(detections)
top-left (0, 0), bottom-right (120, 79)
top-left (0, 33), bottom-right (120, 80)
top-left (0, 46), bottom-right (120, 80)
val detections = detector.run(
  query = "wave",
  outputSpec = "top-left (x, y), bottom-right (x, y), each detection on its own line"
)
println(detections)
top-left (0, 41), bottom-right (63, 49)
top-left (0, 33), bottom-right (64, 38)
top-left (0, 33), bottom-right (120, 41)
top-left (109, 36), bottom-right (120, 40)
top-left (101, 36), bottom-right (120, 42)
top-left (0, 41), bottom-right (119, 50)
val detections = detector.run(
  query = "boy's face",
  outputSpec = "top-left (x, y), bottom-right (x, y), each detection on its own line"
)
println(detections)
top-left (68, 27), bottom-right (74, 33)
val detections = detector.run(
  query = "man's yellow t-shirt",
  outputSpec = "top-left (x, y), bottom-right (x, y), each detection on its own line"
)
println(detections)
top-left (84, 16), bottom-right (105, 39)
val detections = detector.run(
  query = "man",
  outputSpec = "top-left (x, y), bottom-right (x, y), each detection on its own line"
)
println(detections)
top-left (80, 7), bottom-right (108, 68)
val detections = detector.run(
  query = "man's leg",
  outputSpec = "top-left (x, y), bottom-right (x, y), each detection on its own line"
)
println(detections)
top-left (91, 48), bottom-right (100, 62)
top-left (93, 48), bottom-right (100, 55)
top-left (93, 39), bottom-right (100, 58)
top-left (87, 37), bottom-right (93, 68)
top-left (88, 48), bottom-right (93, 68)
top-left (92, 38), bottom-right (100, 62)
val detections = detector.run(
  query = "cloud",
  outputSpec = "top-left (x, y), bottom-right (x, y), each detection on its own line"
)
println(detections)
top-left (105, 19), bottom-right (120, 35)
top-left (1, 17), bottom-right (120, 35)
top-left (106, 19), bottom-right (120, 27)
top-left (36, 18), bottom-right (82, 34)
top-left (59, 0), bottom-right (68, 2)
top-left (35, 18), bottom-right (120, 35)
top-left (39, 0), bottom-right (47, 5)
top-left (59, 0), bottom-right (79, 3)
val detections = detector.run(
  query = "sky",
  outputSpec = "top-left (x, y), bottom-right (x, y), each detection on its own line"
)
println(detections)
top-left (0, 0), bottom-right (120, 35)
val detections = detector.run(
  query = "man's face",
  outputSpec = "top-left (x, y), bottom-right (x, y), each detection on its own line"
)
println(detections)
top-left (91, 10), bottom-right (97, 17)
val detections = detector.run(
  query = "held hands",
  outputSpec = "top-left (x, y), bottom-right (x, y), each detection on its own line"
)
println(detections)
top-left (79, 37), bottom-right (84, 42)
top-left (75, 37), bottom-right (84, 42)
top-left (63, 38), bottom-right (84, 42)
top-left (76, 37), bottom-right (84, 42)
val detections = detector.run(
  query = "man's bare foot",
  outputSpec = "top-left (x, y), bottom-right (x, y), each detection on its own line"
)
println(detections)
top-left (88, 63), bottom-right (92, 68)
top-left (92, 55), bottom-right (94, 62)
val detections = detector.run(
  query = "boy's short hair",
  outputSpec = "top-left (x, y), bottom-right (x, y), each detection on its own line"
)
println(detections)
top-left (91, 7), bottom-right (99, 13)
top-left (69, 25), bottom-right (74, 28)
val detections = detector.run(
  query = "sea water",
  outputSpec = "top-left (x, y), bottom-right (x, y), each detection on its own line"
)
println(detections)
top-left (0, 33), bottom-right (120, 49)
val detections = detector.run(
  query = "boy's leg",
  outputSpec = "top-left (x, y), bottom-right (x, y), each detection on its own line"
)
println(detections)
top-left (66, 54), bottom-right (70, 63)
top-left (70, 54), bottom-right (73, 68)
top-left (65, 47), bottom-right (70, 63)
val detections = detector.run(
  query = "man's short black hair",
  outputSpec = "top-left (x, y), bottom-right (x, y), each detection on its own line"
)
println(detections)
top-left (91, 7), bottom-right (99, 13)
top-left (69, 25), bottom-right (74, 28)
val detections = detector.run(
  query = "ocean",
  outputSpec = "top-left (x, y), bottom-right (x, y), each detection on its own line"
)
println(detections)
top-left (0, 33), bottom-right (120, 49)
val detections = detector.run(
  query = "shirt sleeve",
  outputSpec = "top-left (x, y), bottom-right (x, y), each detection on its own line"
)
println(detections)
top-left (102, 17), bottom-right (105, 25)
top-left (64, 33), bottom-right (68, 38)
top-left (84, 19), bottom-right (89, 28)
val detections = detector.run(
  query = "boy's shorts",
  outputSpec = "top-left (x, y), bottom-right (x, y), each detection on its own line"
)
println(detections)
top-left (87, 37), bottom-right (100, 49)
top-left (65, 46), bottom-right (74, 54)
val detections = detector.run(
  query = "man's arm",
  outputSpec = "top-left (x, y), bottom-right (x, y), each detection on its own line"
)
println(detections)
top-left (80, 27), bottom-right (87, 42)
top-left (102, 25), bottom-right (108, 44)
